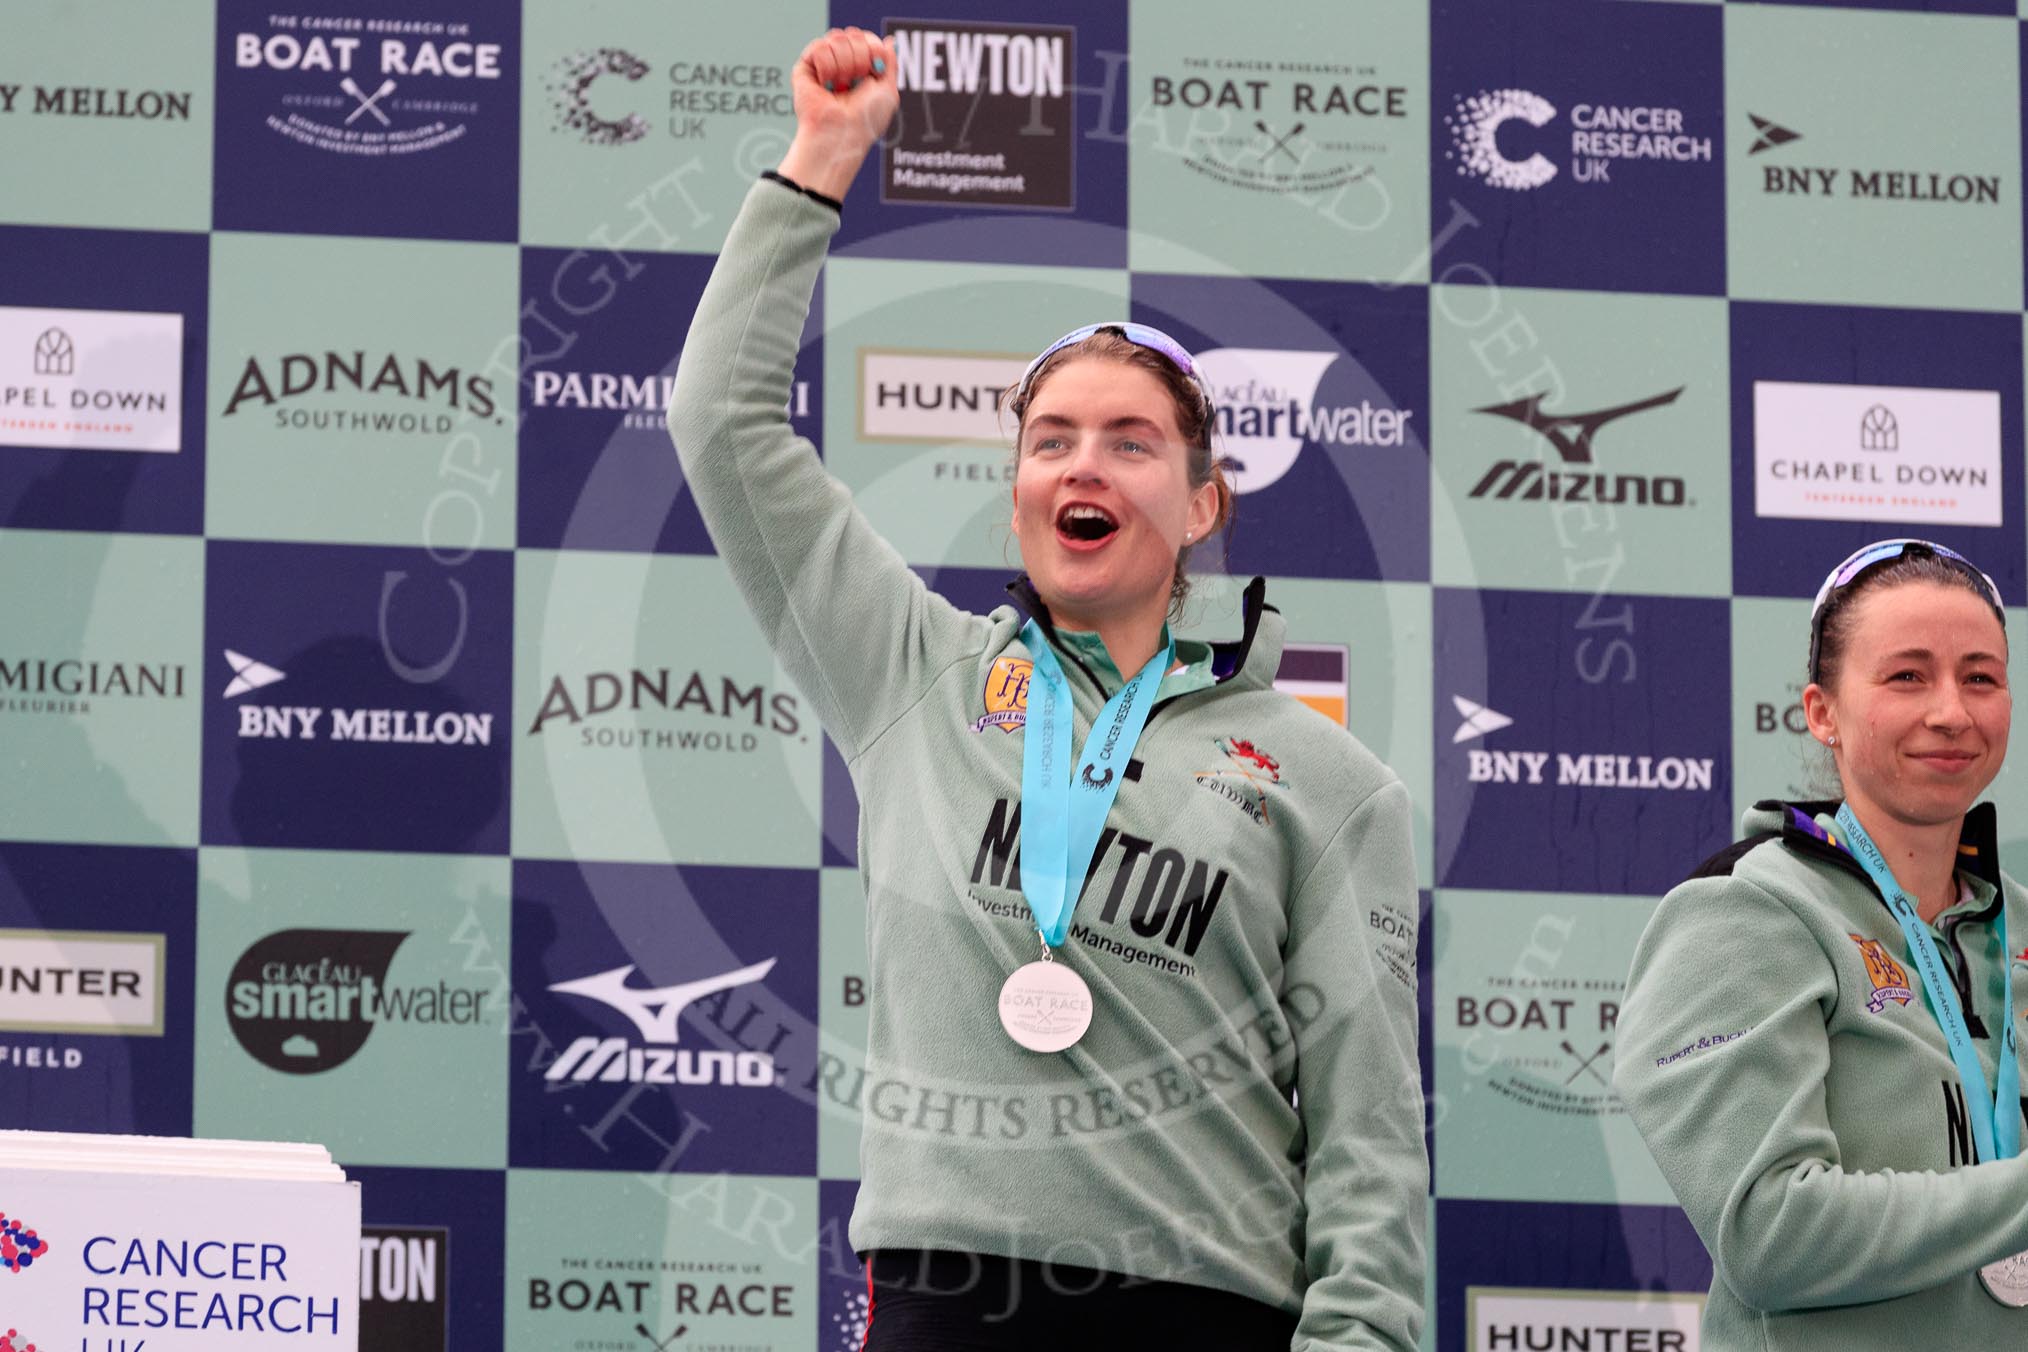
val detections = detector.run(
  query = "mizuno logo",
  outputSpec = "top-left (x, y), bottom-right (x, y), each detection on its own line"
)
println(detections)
top-left (1746, 113), bottom-right (1801, 156)
top-left (1473, 388), bottom-right (1685, 465)
top-left (1452, 696), bottom-right (1514, 744)
top-left (222, 649), bottom-right (287, 699)
top-left (548, 959), bottom-right (776, 1045)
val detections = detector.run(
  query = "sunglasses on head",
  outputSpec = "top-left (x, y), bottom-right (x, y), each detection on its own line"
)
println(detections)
top-left (1012, 321), bottom-right (1213, 411)
top-left (1807, 538), bottom-right (2007, 683)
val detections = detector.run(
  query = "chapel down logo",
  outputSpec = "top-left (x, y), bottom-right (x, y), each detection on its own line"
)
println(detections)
top-left (1849, 934), bottom-right (1914, 1014)
top-left (1454, 699), bottom-right (1716, 792)
top-left (1470, 385), bottom-right (1688, 507)
top-left (971, 655), bottom-right (1030, 733)
top-left (1194, 736), bottom-right (1285, 827)
top-left (1, 304), bottom-right (184, 453)
top-left (546, 959), bottom-right (780, 1087)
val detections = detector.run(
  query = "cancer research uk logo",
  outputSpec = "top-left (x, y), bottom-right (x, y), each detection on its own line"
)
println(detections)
top-left (1447, 88), bottom-right (1713, 191)
top-left (1, 1211), bottom-right (50, 1273)
top-left (544, 49), bottom-right (790, 148)
top-left (1753, 381), bottom-right (2002, 527)
top-left (0, 305), bottom-right (182, 453)
top-left (226, 928), bottom-right (489, 1075)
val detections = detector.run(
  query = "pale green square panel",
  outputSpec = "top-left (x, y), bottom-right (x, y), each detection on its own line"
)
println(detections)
top-left (1431, 887), bottom-right (1673, 1205)
top-left (0, 1), bottom-right (215, 231)
top-left (513, 549), bottom-right (823, 867)
top-left (505, 1169), bottom-right (819, 1350)
top-left (1127, 0), bottom-right (1432, 282)
top-left (194, 846), bottom-right (511, 1168)
top-left (817, 866), bottom-right (870, 1179)
top-left (0, 529), bottom-right (202, 846)
top-left (1725, 7), bottom-right (2022, 311)
top-left (206, 232), bottom-right (519, 547)
top-left (520, 0), bottom-right (823, 253)
top-left (822, 256), bottom-right (1129, 570)
top-left (1431, 285), bottom-right (1731, 597)
top-left (1178, 574), bottom-right (1434, 888)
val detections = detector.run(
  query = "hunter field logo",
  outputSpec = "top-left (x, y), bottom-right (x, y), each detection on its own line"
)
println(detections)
top-left (1194, 736), bottom-right (1285, 826)
top-left (1849, 934), bottom-right (1914, 1014)
top-left (0, 304), bottom-right (183, 453)
top-left (0, 929), bottom-right (166, 1038)
top-left (226, 928), bottom-right (489, 1074)
top-left (0, 1212), bottom-right (49, 1272)
top-left (1471, 386), bottom-right (1689, 507)
top-left (971, 655), bottom-right (1030, 733)
top-left (547, 960), bottom-right (779, 1087)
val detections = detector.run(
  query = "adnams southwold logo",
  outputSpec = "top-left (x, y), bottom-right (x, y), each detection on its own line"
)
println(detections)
top-left (224, 649), bottom-right (495, 747)
top-left (526, 667), bottom-right (803, 754)
top-left (544, 48), bottom-right (789, 147)
top-left (1750, 112), bottom-right (2003, 206)
top-left (1753, 381), bottom-right (2002, 527)
top-left (546, 959), bottom-right (780, 1087)
top-left (1448, 88), bottom-right (1713, 190)
top-left (220, 349), bottom-right (499, 437)
top-left (1468, 385), bottom-right (1689, 508)
top-left (0, 305), bottom-right (182, 453)
top-left (231, 18), bottom-right (505, 158)
top-left (1454, 696), bottom-right (1716, 792)
top-left (226, 928), bottom-right (490, 1074)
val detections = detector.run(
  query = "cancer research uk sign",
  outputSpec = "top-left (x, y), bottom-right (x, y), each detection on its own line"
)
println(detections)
top-left (0, 1171), bottom-right (360, 1350)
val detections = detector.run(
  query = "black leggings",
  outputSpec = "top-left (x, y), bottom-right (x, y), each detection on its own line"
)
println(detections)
top-left (860, 1249), bottom-right (1299, 1351)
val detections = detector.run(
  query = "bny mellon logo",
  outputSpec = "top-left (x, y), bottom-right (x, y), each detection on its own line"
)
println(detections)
top-left (546, 959), bottom-right (781, 1088)
top-left (223, 649), bottom-right (286, 699)
top-left (1747, 114), bottom-right (1801, 156)
top-left (1451, 696), bottom-right (1513, 744)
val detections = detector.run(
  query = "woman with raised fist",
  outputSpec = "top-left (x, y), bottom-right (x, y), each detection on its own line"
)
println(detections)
top-left (1619, 539), bottom-right (2028, 1345)
top-left (669, 28), bottom-right (1424, 1350)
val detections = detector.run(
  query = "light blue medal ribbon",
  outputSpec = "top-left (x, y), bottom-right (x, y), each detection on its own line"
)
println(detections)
top-left (1016, 619), bottom-right (1170, 949)
top-left (1835, 804), bottom-right (2021, 1164)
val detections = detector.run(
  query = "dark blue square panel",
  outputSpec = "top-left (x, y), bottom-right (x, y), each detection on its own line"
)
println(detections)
top-left (1434, 588), bottom-right (1733, 896)
top-left (0, 841), bottom-right (195, 1136)
top-left (201, 540), bottom-right (513, 854)
top-left (213, 1), bottom-right (520, 241)
top-left (1729, 301), bottom-right (2024, 601)
top-left (520, 248), bottom-right (822, 554)
top-left (0, 225), bottom-right (206, 535)
top-left (1133, 273), bottom-right (1430, 582)
top-left (510, 859), bottom-right (819, 1176)
top-left (1435, 1198), bottom-right (1712, 1352)
top-left (1431, 0), bottom-right (1725, 295)
top-left (827, 0), bottom-right (1128, 267)
top-left (350, 1165), bottom-right (506, 1352)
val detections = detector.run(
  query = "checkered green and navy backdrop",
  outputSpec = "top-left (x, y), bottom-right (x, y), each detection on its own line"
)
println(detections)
top-left (6, 1), bottom-right (2028, 1348)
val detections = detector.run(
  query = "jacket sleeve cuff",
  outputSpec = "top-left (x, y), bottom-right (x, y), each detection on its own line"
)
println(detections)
top-left (760, 170), bottom-right (844, 215)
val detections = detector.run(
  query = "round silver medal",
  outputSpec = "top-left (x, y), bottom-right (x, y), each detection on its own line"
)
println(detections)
top-left (997, 960), bottom-right (1093, 1053)
top-left (1982, 1252), bottom-right (2028, 1307)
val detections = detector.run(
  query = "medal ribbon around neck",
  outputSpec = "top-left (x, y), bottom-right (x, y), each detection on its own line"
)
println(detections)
top-left (1016, 619), bottom-right (1170, 949)
top-left (1834, 803), bottom-right (2021, 1164)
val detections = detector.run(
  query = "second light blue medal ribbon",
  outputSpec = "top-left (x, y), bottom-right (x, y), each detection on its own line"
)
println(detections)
top-left (1017, 619), bottom-right (1169, 948)
top-left (1835, 803), bottom-right (2021, 1164)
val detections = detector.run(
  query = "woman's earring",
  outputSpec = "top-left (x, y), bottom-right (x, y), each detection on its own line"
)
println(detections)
top-left (1827, 736), bottom-right (1837, 746)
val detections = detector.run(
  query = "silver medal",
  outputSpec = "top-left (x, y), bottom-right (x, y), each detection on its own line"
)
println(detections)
top-left (997, 958), bottom-right (1092, 1052)
top-left (1981, 1251), bottom-right (2028, 1307)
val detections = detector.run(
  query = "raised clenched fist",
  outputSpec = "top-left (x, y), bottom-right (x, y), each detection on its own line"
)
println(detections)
top-left (777, 27), bottom-right (899, 200)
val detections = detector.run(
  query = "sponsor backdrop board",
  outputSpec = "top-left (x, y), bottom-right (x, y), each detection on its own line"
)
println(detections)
top-left (5, 1), bottom-right (2028, 1347)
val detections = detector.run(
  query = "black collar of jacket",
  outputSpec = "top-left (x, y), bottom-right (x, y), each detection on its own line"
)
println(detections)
top-left (1763, 798), bottom-right (2004, 894)
top-left (1003, 574), bottom-right (1273, 690)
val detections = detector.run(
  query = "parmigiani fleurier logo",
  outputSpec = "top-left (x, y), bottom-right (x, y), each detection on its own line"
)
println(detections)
top-left (1454, 698), bottom-right (1715, 792)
